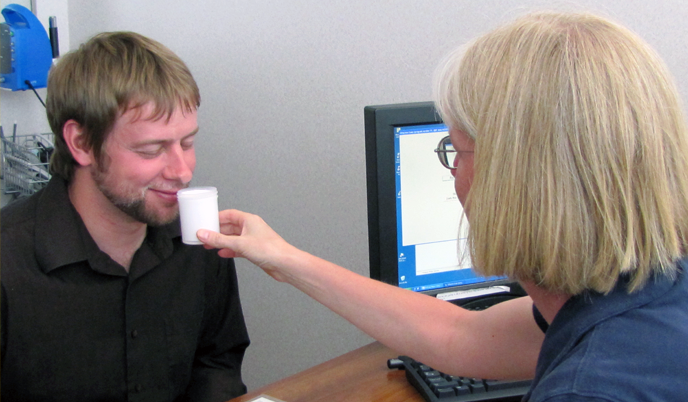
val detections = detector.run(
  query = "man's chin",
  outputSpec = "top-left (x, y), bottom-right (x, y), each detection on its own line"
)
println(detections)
top-left (142, 207), bottom-right (179, 227)
top-left (113, 200), bottom-right (179, 227)
top-left (139, 193), bottom-right (180, 226)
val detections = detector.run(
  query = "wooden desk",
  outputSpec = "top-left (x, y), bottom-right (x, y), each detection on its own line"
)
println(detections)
top-left (228, 342), bottom-right (424, 402)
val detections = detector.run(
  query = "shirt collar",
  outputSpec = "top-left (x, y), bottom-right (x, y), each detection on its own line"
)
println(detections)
top-left (35, 176), bottom-right (90, 273)
top-left (34, 176), bottom-right (182, 276)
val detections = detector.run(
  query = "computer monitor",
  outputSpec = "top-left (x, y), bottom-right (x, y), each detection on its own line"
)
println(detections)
top-left (364, 101), bottom-right (525, 309)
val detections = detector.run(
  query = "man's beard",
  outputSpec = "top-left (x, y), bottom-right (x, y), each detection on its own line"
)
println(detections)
top-left (91, 163), bottom-right (182, 227)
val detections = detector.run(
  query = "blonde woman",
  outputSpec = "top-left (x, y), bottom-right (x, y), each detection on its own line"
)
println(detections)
top-left (200, 11), bottom-right (688, 401)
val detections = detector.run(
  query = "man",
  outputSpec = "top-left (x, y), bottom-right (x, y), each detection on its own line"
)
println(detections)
top-left (1, 32), bottom-right (250, 401)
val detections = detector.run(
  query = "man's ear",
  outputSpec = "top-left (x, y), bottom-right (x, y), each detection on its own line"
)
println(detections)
top-left (63, 120), bottom-right (95, 167)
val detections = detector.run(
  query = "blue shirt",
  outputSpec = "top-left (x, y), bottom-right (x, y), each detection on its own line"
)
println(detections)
top-left (525, 260), bottom-right (688, 401)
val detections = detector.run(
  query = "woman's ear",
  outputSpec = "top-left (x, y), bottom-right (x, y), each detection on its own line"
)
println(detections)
top-left (62, 120), bottom-right (95, 167)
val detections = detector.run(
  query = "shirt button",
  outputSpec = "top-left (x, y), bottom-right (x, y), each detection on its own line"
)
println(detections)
top-left (131, 330), bottom-right (138, 339)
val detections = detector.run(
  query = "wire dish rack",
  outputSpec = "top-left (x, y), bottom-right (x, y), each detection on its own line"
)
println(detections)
top-left (1, 133), bottom-right (53, 201)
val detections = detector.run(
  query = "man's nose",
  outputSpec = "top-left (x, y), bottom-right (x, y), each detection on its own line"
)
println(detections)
top-left (164, 145), bottom-right (194, 183)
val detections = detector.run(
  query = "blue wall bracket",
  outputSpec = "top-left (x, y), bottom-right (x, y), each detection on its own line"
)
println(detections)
top-left (0, 3), bottom-right (52, 91)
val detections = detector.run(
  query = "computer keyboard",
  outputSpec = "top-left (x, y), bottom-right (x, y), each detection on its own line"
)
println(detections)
top-left (388, 355), bottom-right (531, 402)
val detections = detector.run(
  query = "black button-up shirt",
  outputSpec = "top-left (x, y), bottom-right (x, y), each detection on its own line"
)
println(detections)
top-left (1, 176), bottom-right (250, 402)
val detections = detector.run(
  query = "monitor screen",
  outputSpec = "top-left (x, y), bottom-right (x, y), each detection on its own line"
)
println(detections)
top-left (364, 102), bottom-right (524, 308)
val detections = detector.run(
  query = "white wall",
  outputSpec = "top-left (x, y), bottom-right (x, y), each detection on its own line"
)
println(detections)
top-left (21, 0), bottom-right (688, 391)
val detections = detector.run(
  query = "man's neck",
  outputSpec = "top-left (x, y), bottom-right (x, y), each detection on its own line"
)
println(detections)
top-left (519, 281), bottom-right (571, 324)
top-left (68, 169), bottom-right (147, 271)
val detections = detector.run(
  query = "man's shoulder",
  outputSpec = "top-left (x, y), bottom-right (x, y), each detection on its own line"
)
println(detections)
top-left (1, 194), bottom-right (40, 232)
top-left (1, 177), bottom-right (67, 230)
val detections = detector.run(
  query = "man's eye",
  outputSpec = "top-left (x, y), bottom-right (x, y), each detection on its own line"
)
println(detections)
top-left (181, 141), bottom-right (194, 150)
top-left (138, 148), bottom-right (163, 157)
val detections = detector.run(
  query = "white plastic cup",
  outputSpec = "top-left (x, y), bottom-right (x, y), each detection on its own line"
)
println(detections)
top-left (177, 187), bottom-right (220, 245)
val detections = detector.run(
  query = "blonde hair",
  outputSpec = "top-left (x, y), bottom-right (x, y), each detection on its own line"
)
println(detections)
top-left (47, 31), bottom-right (200, 181)
top-left (434, 12), bottom-right (688, 294)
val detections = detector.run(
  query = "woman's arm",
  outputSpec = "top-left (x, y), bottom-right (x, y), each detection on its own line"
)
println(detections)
top-left (198, 209), bottom-right (544, 380)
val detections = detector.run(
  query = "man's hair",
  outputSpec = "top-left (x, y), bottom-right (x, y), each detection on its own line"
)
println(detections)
top-left (47, 31), bottom-right (200, 181)
top-left (434, 11), bottom-right (688, 294)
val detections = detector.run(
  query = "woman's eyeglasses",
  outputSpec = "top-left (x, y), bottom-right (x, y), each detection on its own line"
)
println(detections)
top-left (433, 135), bottom-right (473, 170)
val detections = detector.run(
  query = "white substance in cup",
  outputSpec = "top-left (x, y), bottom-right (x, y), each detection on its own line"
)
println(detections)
top-left (177, 187), bottom-right (220, 245)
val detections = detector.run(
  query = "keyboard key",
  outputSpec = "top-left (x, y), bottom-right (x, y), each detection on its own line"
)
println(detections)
top-left (423, 370), bottom-right (442, 381)
top-left (469, 382), bottom-right (486, 393)
top-left (427, 377), bottom-right (446, 386)
top-left (435, 387), bottom-right (456, 398)
top-left (454, 384), bottom-right (471, 396)
top-left (431, 380), bottom-right (459, 392)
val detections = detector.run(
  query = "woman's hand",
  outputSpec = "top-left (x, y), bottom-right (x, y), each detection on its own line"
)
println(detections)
top-left (197, 209), bottom-right (294, 282)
